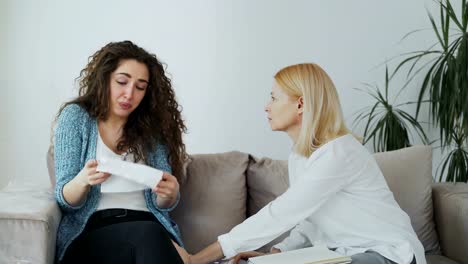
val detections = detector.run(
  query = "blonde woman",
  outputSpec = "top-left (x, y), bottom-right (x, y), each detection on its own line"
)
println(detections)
top-left (175, 63), bottom-right (425, 264)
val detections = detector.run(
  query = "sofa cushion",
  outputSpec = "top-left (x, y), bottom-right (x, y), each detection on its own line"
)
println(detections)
top-left (432, 183), bottom-right (468, 264)
top-left (0, 188), bottom-right (61, 264)
top-left (171, 151), bottom-right (249, 253)
top-left (374, 146), bottom-right (440, 254)
top-left (245, 155), bottom-right (289, 252)
top-left (246, 155), bottom-right (289, 217)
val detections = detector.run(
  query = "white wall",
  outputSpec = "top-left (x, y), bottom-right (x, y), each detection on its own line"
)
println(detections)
top-left (1, 0), bottom-right (441, 189)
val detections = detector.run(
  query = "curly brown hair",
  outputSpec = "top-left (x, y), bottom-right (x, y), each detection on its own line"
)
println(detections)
top-left (59, 40), bottom-right (187, 180)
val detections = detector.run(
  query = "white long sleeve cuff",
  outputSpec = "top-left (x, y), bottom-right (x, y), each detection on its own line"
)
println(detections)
top-left (273, 229), bottom-right (311, 252)
top-left (218, 234), bottom-right (237, 259)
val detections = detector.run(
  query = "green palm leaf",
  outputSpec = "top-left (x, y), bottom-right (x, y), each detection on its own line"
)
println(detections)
top-left (353, 66), bottom-right (430, 153)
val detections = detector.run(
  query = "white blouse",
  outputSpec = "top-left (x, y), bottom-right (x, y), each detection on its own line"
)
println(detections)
top-left (218, 134), bottom-right (426, 264)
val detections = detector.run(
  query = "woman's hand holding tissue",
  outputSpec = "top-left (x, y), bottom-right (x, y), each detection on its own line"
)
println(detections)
top-left (154, 172), bottom-right (180, 209)
top-left (77, 159), bottom-right (111, 187)
top-left (63, 159), bottom-right (111, 207)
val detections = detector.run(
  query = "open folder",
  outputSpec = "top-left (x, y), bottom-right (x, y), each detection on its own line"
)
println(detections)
top-left (247, 246), bottom-right (352, 264)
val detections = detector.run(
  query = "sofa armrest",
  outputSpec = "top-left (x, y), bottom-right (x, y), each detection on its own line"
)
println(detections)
top-left (432, 183), bottom-right (468, 264)
top-left (0, 187), bottom-right (61, 264)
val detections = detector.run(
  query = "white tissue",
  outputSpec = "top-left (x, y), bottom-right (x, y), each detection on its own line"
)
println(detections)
top-left (97, 158), bottom-right (163, 192)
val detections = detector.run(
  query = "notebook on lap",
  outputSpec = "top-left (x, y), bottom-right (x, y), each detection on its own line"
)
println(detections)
top-left (247, 246), bottom-right (352, 264)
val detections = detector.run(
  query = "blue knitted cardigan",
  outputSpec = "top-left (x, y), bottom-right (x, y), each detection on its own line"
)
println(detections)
top-left (54, 104), bottom-right (183, 262)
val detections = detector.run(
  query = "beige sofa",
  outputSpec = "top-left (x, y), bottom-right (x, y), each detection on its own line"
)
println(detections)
top-left (0, 146), bottom-right (467, 264)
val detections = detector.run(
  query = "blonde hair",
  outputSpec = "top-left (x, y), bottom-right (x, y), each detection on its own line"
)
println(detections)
top-left (274, 63), bottom-right (350, 157)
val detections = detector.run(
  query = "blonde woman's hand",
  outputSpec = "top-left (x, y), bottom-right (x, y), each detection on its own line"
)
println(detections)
top-left (76, 159), bottom-right (111, 187)
top-left (231, 248), bottom-right (281, 264)
top-left (270, 247), bottom-right (281, 254)
top-left (172, 241), bottom-right (192, 264)
top-left (231, 251), bottom-right (265, 264)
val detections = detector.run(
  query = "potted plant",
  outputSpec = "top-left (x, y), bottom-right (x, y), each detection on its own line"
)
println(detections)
top-left (393, 0), bottom-right (468, 182)
top-left (353, 66), bottom-right (430, 152)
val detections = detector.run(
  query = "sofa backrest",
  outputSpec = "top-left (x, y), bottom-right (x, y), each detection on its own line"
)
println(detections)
top-left (47, 144), bottom-right (441, 254)
top-left (47, 144), bottom-right (55, 187)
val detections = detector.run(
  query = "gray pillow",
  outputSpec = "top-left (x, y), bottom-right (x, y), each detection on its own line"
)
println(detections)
top-left (374, 145), bottom-right (440, 254)
top-left (246, 155), bottom-right (289, 217)
top-left (246, 155), bottom-right (289, 252)
top-left (171, 152), bottom-right (249, 253)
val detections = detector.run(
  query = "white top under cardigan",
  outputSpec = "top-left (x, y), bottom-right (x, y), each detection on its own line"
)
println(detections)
top-left (218, 134), bottom-right (426, 264)
top-left (95, 133), bottom-right (149, 212)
